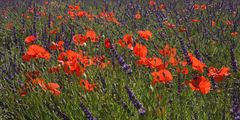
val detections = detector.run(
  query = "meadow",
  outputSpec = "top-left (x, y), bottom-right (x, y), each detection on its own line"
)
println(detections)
top-left (0, 0), bottom-right (239, 119)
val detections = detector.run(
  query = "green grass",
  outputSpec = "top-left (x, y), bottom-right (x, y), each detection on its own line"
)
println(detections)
top-left (0, 0), bottom-right (239, 119)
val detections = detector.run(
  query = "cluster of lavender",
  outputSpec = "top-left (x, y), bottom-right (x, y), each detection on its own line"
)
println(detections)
top-left (179, 38), bottom-right (192, 65)
top-left (229, 43), bottom-right (239, 119)
top-left (111, 83), bottom-right (132, 114)
top-left (109, 43), bottom-right (132, 74)
top-left (79, 102), bottom-right (97, 120)
top-left (231, 81), bottom-right (240, 120)
top-left (230, 47), bottom-right (238, 73)
top-left (177, 73), bottom-right (181, 94)
top-left (125, 85), bottom-right (146, 115)
top-left (46, 103), bottom-right (69, 120)
top-left (194, 49), bottom-right (203, 62)
top-left (99, 73), bottom-right (106, 94)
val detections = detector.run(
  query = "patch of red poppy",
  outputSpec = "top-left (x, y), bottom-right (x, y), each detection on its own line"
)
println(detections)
top-left (208, 67), bottom-right (230, 83)
top-left (187, 76), bottom-right (211, 94)
top-left (133, 43), bottom-right (148, 58)
top-left (22, 45), bottom-right (50, 62)
top-left (25, 35), bottom-right (36, 44)
top-left (151, 69), bottom-right (173, 85)
top-left (79, 79), bottom-right (97, 92)
top-left (138, 30), bottom-right (152, 40)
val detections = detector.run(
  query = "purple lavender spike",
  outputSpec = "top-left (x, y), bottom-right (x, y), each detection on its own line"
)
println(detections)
top-left (99, 73), bottom-right (106, 93)
top-left (117, 54), bottom-right (132, 74)
top-left (33, 2), bottom-right (37, 36)
top-left (231, 83), bottom-right (240, 120)
top-left (42, 23), bottom-right (47, 42)
top-left (109, 43), bottom-right (132, 74)
top-left (179, 38), bottom-right (192, 65)
top-left (12, 27), bottom-right (17, 45)
top-left (79, 102), bottom-right (97, 120)
top-left (125, 85), bottom-right (146, 116)
top-left (230, 47), bottom-right (238, 73)
top-left (56, 33), bottom-right (59, 42)
top-left (177, 73), bottom-right (181, 94)
top-left (194, 49), bottom-right (203, 62)
top-left (46, 104), bottom-right (69, 120)
top-left (61, 23), bottom-right (65, 34)
top-left (48, 13), bottom-right (51, 28)
top-left (21, 13), bottom-right (26, 31)
top-left (210, 77), bottom-right (218, 90)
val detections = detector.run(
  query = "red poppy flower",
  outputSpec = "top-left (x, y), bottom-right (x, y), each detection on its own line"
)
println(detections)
top-left (57, 15), bottom-right (63, 19)
top-left (147, 57), bottom-right (165, 69)
top-left (211, 21), bottom-right (216, 27)
top-left (123, 34), bottom-right (133, 45)
top-left (201, 4), bottom-right (207, 10)
top-left (41, 82), bottom-right (61, 96)
top-left (138, 30), bottom-right (152, 40)
top-left (48, 66), bottom-right (61, 73)
top-left (117, 39), bottom-right (126, 48)
top-left (159, 44), bottom-right (176, 57)
top-left (169, 56), bottom-right (178, 66)
top-left (188, 53), bottom-right (206, 73)
top-left (22, 45), bottom-right (50, 62)
top-left (77, 11), bottom-right (85, 17)
top-left (149, 0), bottom-right (156, 6)
top-left (133, 43), bottom-right (148, 58)
top-left (72, 34), bottom-right (88, 45)
top-left (187, 76), bottom-right (211, 94)
top-left (163, 21), bottom-right (176, 29)
top-left (50, 40), bottom-right (64, 51)
top-left (193, 4), bottom-right (200, 10)
top-left (86, 30), bottom-right (98, 42)
top-left (25, 35), bottom-right (36, 44)
top-left (68, 11), bottom-right (75, 18)
top-left (231, 32), bottom-right (238, 37)
top-left (104, 38), bottom-right (111, 49)
top-left (191, 19), bottom-right (200, 23)
top-left (177, 61), bottom-right (189, 75)
top-left (151, 69), bottom-right (173, 85)
top-left (136, 57), bottom-right (148, 66)
top-left (135, 12), bottom-right (141, 19)
top-left (159, 3), bottom-right (166, 11)
top-left (208, 67), bottom-right (230, 83)
top-left (179, 27), bottom-right (187, 32)
top-left (49, 29), bottom-right (58, 35)
top-left (79, 79), bottom-right (97, 92)
top-left (58, 50), bottom-right (86, 76)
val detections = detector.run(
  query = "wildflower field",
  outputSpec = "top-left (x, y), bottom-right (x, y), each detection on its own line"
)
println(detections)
top-left (0, 0), bottom-right (240, 119)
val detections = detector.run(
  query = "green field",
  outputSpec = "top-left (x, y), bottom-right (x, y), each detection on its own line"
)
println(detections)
top-left (0, 0), bottom-right (239, 119)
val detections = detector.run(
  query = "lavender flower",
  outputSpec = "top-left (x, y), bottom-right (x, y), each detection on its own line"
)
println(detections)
top-left (231, 84), bottom-right (240, 120)
top-left (46, 104), bottom-right (69, 120)
top-left (116, 54), bottom-right (132, 74)
top-left (125, 85), bottom-right (146, 115)
top-left (42, 23), bottom-right (47, 43)
top-left (179, 38), bottom-right (192, 65)
top-left (230, 47), bottom-right (238, 73)
top-left (12, 27), bottom-right (17, 45)
top-left (61, 23), bottom-right (65, 34)
top-left (194, 49), bottom-right (203, 62)
top-left (48, 13), bottom-right (51, 28)
top-left (33, 3), bottom-right (37, 36)
top-left (177, 73), bottom-right (181, 94)
top-left (109, 44), bottom-right (132, 74)
top-left (210, 77), bottom-right (218, 90)
top-left (120, 100), bottom-right (132, 114)
top-left (79, 102), bottom-right (97, 120)
top-left (99, 73), bottom-right (106, 93)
